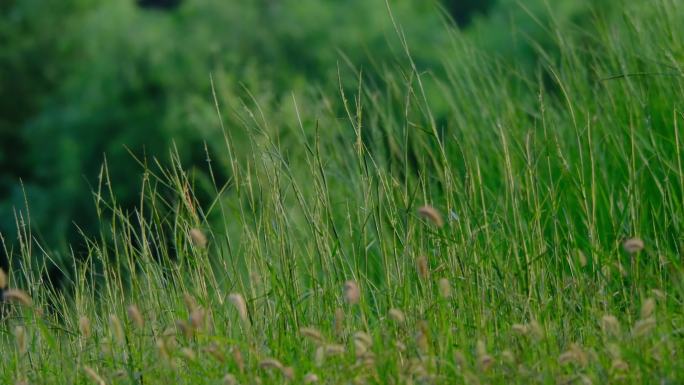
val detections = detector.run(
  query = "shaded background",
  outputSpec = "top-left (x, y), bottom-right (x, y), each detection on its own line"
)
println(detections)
top-left (0, 0), bottom-right (596, 282)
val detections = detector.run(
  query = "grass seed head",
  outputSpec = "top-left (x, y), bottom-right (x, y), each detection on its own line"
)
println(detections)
top-left (232, 347), bottom-right (245, 373)
top-left (222, 374), bottom-right (238, 385)
top-left (79, 316), bottom-right (92, 338)
top-left (183, 292), bottom-right (198, 312)
top-left (315, 346), bottom-right (325, 366)
top-left (528, 320), bottom-right (544, 340)
top-left (577, 250), bottom-right (588, 267)
top-left (14, 325), bottom-right (27, 354)
top-left (640, 297), bottom-right (656, 319)
top-left (281, 366), bottom-right (295, 380)
top-left (156, 338), bottom-right (170, 362)
top-left (344, 280), bottom-right (360, 304)
top-left (108, 314), bottom-right (125, 344)
top-left (228, 293), bottom-right (249, 323)
top-left (353, 331), bottom-right (373, 357)
top-left (611, 359), bottom-right (629, 373)
top-left (0, 267), bottom-right (6, 289)
top-left (259, 358), bottom-right (284, 371)
top-left (304, 373), bottom-right (320, 384)
top-left (475, 342), bottom-right (495, 371)
top-left (205, 343), bottom-right (226, 362)
top-left (300, 327), bottom-right (325, 345)
top-left (388, 308), bottom-right (406, 324)
top-left (558, 343), bottom-right (587, 367)
top-left (180, 347), bottom-right (196, 362)
top-left (176, 319), bottom-right (194, 338)
top-left (415, 321), bottom-right (429, 354)
top-left (189, 228), bottom-right (208, 248)
top-left (334, 307), bottom-right (345, 336)
top-left (3, 289), bottom-right (33, 307)
top-left (600, 314), bottom-right (621, 337)
top-left (416, 256), bottom-right (429, 280)
top-left (511, 323), bottom-right (528, 335)
top-left (632, 317), bottom-right (656, 337)
top-left (324, 344), bottom-right (346, 356)
top-left (438, 278), bottom-right (452, 298)
top-left (83, 366), bottom-right (107, 385)
top-left (190, 307), bottom-right (205, 330)
top-left (622, 238), bottom-right (644, 254)
top-left (126, 304), bottom-right (144, 329)
top-left (418, 205), bottom-right (444, 228)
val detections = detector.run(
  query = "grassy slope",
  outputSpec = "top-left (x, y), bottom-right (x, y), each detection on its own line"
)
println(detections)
top-left (2, 0), bottom-right (684, 384)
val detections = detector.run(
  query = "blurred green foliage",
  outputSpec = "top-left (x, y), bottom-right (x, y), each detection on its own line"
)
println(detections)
top-left (0, 0), bottom-right (599, 267)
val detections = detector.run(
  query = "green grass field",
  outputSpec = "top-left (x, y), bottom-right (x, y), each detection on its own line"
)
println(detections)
top-left (2, 0), bottom-right (684, 384)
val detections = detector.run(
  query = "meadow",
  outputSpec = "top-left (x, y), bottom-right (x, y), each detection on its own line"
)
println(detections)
top-left (2, 0), bottom-right (684, 384)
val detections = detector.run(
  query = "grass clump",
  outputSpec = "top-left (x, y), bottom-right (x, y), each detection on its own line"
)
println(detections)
top-left (2, 0), bottom-right (684, 384)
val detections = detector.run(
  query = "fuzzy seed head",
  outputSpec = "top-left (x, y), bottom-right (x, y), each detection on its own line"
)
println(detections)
top-left (259, 358), bottom-right (284, 371)
top-left (511, 323), bottom-right (528, 335)
top-left (640, 297), bottom-right (656, 319)
top-left (334, 307), bottom-right (345, 336)
top-left (3, 289), bottom-right (33, 307)
top-left (577, 250), bottom-right (588, 267)
top-left (418, 205), bottom-right (444, 228)
top-left (14, 325), bottom-right (27, 354)
top-left (438, 278), bottom-right (452, 298)
top-left (232, 348), bottom-right (245, 373)
top-left (180, 347), bottom-right (196, 361)
top-left (416, 256), bottom-right (429, 280)
top-left (344, 280), bottom-right (360, 304)
top-left (109, 314), bottom-right (125, 344)
top-left (222, 374), bottom-right (238, 385)
top-left (183, 292), bottom-right (198, 313)
top-left (79, 316), bottom-right (92, 338)
top-left (300, 327), bottom-right (324, 345)
top-left (0, 267), bottom-right (6, 289)
top-left (388, 308), bottom-right (406, 324)
top-left (324, 344), bottom-right (346, 356)
top-left (558, 343), bottom-right (587, 367)
top-left (281, 366), bottom-right (295, 380)
top-left (190, 308), bottom-right (205, 330)
top-left (354, 331), bottom-right (373, 358)
top-left (228, 293), bottom-right (249, 323)
top-left (501, 349), bottom-right (515, 364)
top-left (315, 346), bottom-right (325, 366)
top-left (205, 343), bottom-right (226, 363)
top-left (622, 238), bottom-right (644, 254)
top-left (632, 317), bottom-right (656, 337)
top-left (415, 321), bottom-right (429, 353)
top-left (156, 338), bottom-right (170, 362)
top-left (304, 373), bottom-right (320, 384)
top-left (528, 320), bottom-right (544, 340)
top-left (126, 304), bottom-right (144, 329)
top-left (189, 228), bottom-right (208, 248)
top-left (600, 314), bottom-right (621, 337)
top-left (83, 366), bottom-right (106, 385)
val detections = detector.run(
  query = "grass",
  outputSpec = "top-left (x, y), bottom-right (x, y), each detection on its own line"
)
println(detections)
top-left (2, 0), bottom-right (684, 383)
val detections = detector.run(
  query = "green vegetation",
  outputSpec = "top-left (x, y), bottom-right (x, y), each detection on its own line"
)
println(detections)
top-left (2, 0), bottom-right (684, 384)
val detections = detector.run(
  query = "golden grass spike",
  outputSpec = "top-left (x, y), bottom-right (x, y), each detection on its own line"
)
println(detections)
top-left (189, 228), bottom-right (208, 248)
top-left (418, 205), bottom-right (444, 228)
top-left (3, 289), bottom-right (33, 307)
top-left (79, 316), bottom-right (92, 338)
top-left (228, 293), bottom-right (249, 323)
top-left (126, 304), bottom-right (144, 329)
top-left (83, 366), bottom-right (107, 385)
top-left (344, 280), bottom-right (360, 304)
top-left (622, 238), bottom-right (644, 254)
